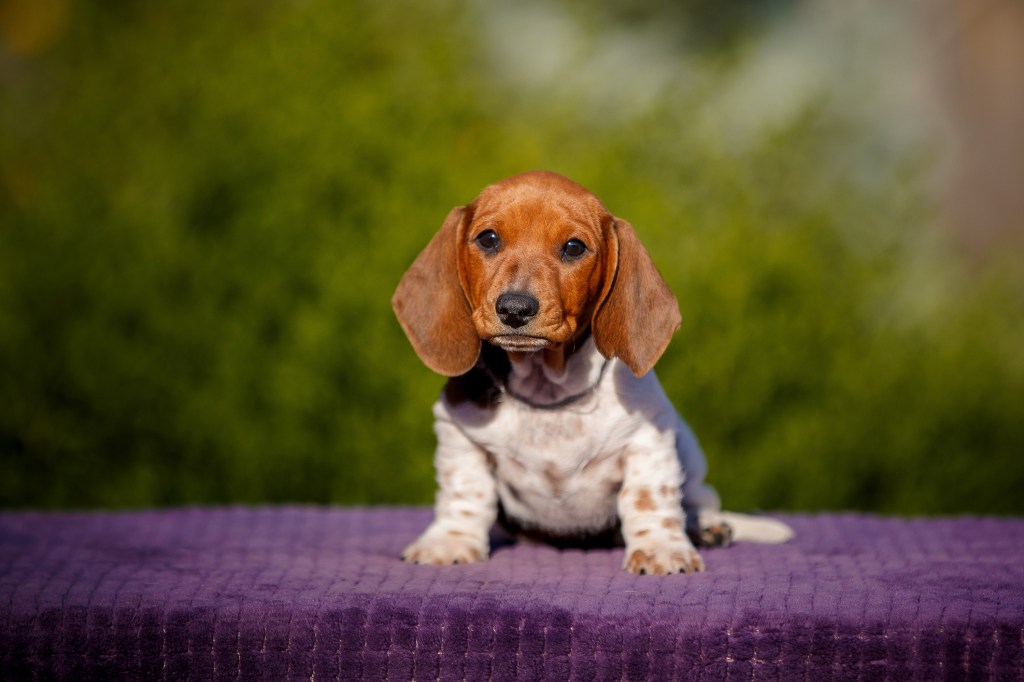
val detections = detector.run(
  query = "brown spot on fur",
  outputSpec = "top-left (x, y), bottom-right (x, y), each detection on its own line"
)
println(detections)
top-left (447, 529), bottom-right (471, 537)
top-left (453, 546), bottom-right (484, 564)
top-left (662, 517), bottom-right (683, 532)
top-left (635, 487), bottom-right (657, 512)
top-left (625, 548), bottom-right (670, 576)
top-left (626, 549), bottom-right (648, 573)
top-left (459, 510), bottom-right (475, 518)
top-left (635, 529), bottom-right (650, 537)
top-left (659, 485), bottom-right (676, 498)
top-left (544, 463), bottom-right (564, 496)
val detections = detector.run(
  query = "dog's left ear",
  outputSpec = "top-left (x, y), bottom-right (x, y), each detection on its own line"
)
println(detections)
top-left (392, 206), bottom-right (481, 377)
top-left (592, 217), bottom-right (681, 377)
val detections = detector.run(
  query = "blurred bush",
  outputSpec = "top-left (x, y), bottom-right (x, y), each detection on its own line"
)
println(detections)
top-left (1, 0), bottom-right (1022, 513)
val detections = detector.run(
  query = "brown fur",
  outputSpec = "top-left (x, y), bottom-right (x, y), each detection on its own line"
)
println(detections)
top-left (634, 487), bottom-right (657, 513)
top-left (392, 171), bottom-right (681, 378)
top-left (391, 207), bottom-right (480, 376)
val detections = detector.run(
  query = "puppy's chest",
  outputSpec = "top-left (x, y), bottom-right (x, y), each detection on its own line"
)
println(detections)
top-left (460, 399), bottom-right (627, 514)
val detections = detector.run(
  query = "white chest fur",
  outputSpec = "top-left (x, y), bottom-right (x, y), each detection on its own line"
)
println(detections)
top-left (436, 339), bottom-right (693, 536)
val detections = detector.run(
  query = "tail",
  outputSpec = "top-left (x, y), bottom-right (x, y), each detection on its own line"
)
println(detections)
top-left (716, 511), bottom-right (794, 544)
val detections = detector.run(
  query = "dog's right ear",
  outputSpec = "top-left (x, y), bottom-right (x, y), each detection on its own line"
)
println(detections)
top-left (392, 206), bottom-right (481, 377)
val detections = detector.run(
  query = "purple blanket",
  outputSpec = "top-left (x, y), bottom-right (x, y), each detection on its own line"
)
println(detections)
top-left (1, 507), bottom-right (1022, 680)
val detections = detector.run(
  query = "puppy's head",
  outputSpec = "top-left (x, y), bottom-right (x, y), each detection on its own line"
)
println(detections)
top-left (392, 171), bottom-right (681, 378)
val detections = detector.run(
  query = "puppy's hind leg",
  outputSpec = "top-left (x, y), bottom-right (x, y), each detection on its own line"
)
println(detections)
top-left (685, 506), bottom-right (794, 546)
top-left (680, 478), bottom-right (734, 548)
top-left (682, 486), bottom-right (794, 546)
top-left (685, 506), bottom-right (734, 548)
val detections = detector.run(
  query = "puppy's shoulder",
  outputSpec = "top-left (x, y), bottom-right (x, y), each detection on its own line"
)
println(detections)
top-left (604, 362), bottom-right (680, 426)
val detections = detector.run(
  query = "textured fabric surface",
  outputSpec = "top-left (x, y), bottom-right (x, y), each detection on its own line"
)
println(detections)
top-left (1, 507), bottom-right (1022, 681)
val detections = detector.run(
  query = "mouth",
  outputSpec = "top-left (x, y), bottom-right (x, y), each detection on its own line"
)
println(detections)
top-left (488, 334), bottom-right (553, 352)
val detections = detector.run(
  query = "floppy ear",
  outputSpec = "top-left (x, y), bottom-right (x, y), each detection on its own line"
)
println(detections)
top-left (392, 206), bottom-right (481, 377)
top-left (592, 217), bottom-right (681, 377)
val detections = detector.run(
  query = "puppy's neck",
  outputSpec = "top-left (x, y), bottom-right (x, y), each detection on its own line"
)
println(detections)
top-left (506, 334), bottom-right (606, 407)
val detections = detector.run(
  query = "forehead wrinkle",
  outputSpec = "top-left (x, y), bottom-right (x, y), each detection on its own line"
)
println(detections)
top-left (476, 199), bottom-right (600, 239)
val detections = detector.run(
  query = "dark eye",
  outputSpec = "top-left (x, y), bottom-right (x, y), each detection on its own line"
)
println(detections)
top-left (475, 229), bottom-right (500, 253)
top-left (561, 238), bottom-right (587, 261)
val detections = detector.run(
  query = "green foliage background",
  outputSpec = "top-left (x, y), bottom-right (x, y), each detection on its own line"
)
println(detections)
top-left (2, 0), bottom-right (1022, 513)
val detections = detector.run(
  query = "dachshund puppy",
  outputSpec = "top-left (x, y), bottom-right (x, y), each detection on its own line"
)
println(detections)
top-left (393, 171), bottom-right (792, 575)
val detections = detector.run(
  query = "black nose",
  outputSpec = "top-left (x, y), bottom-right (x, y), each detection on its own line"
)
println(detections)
top-left (495, 292), bottom-right (539, 328)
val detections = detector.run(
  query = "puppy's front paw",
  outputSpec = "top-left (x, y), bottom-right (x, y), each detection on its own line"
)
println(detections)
top-left (624, 541), bottom-right (705, 575)
top-left (402, 531), bottom-right (488, 566)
